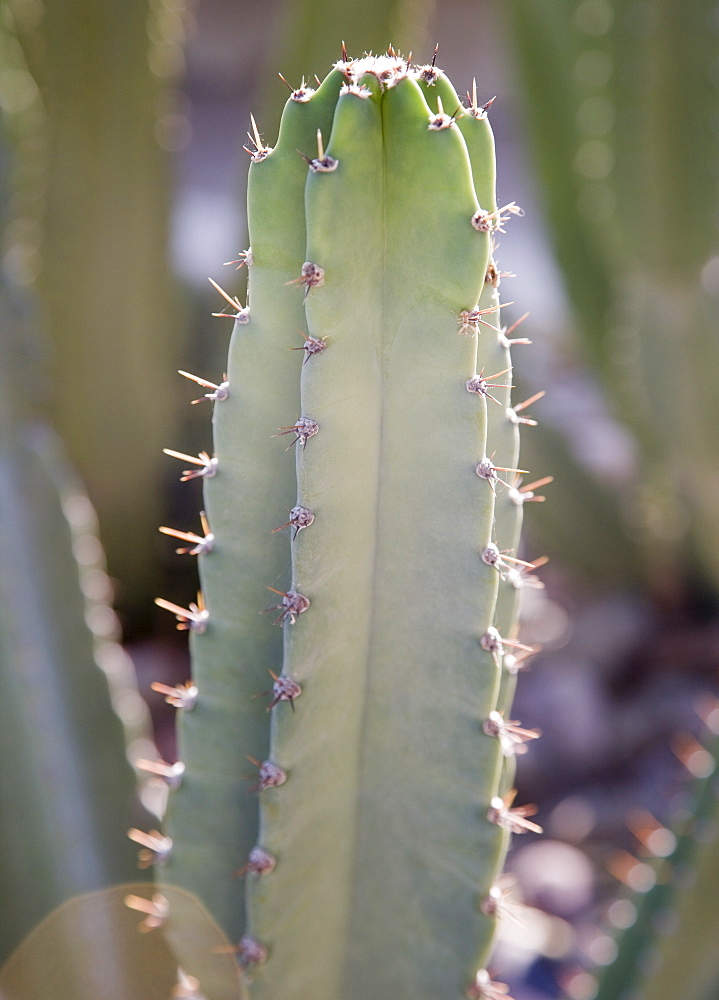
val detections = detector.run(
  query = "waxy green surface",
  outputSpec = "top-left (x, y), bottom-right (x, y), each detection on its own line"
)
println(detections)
top-left (249, 73), bottom-right (504, 1000)
top-left (161, 72), bottom-right (343, 945)
top-left (160, 57), bottom-right (532, 1000)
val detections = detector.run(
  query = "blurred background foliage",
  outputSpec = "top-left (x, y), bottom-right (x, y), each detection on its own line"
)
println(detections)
top-left (0, 0), bottom-right (718, 997)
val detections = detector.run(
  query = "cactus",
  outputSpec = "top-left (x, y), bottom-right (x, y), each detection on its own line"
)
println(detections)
top-left (0, 419), bottom-right (143, 960)
top-left (0, 264), bottom-right (186, 997)
top-left (593, 717), bottom-right (719, 1000)
top-left (504, 0), bottom-right (719, 598)
top-left (0, 184), bottom-right (145, 950)
top-left (152, 51), bottom-right (542, 1000)
top-left (0, 88), bottom-right (183, 998)
top-left (2, 0), bottom-right (185, 625)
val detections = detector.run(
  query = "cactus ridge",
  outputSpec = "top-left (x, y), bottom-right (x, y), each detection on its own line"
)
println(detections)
top-left (151, 51), bottom-right (545, 1000)
top-left (155, 66), bottom-right (347, 956)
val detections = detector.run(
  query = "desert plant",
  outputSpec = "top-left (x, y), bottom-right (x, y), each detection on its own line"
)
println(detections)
top-left (593, 713), bottom-right (719, 1000)
top-left (1, 0), bottom-right (185, 624)
top-left (505, 0), bottom-right (719, 600)
top-left (143, 50), bottom-right (544, 1000)
top-left (0, 265), bottom-right (180, 999)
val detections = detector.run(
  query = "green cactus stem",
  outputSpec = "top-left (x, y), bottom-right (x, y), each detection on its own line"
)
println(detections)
top-left (0, 270), bottom-right (174, 997)
top-left (421, 72), bottom-right (540, 754)
top-left (594, 722), bottom-right (719, 1000)
top-left (158, 68), bottom-right (344, 947)
top-left (154, 52), bottom-right (541, 1000)
top-left (505, 0), bottom-right (719, 598)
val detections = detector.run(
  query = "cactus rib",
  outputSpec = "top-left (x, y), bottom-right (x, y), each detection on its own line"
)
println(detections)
top-left (159, 70), bottom-right (345, 947)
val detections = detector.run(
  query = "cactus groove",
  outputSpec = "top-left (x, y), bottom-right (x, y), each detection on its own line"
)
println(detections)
top-left (153, 51), bottom-right (543, 1000)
